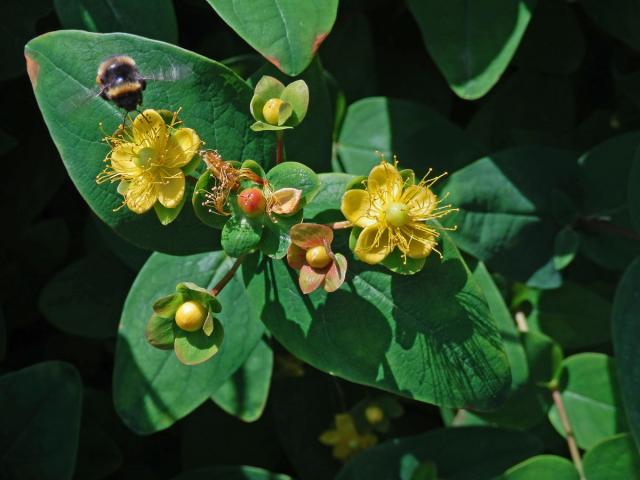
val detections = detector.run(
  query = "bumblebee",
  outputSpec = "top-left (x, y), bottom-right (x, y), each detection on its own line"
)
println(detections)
top-left (96, 55), bottom-right (146, 112)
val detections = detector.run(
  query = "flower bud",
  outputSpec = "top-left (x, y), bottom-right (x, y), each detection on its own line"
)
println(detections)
top-left (365, 405), bottom-right (384, 424)
top-left (262, 98), bottom-right (284, 125)
top-left (175, 300), bottom-right (208, 332)
top-left (238, 188), bottom-right (267, 217)
top-left (306, 245), bottom-right (331, 269)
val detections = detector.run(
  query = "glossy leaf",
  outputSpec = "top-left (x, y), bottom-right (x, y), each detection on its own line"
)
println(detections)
top-left (406, 0), bottom-right (537, 100)
top-left (206, 0), bottom-right (338, 76)
top-left (303, 173), bottom-right (355, 223)
top-left (25, 30), bottom-right (272, 254)
top-left (336, 427), bottom-right (543, 480)
top-left (442, 146), bottom-right (579, 288)
top-left (0, 361), bottom-right (82, 480)
top-left (548, 353), bottom-right (628, 449)
top-left (113, 251), bottom-right (264, 434)
top-left (247, 231), bottom-right (512, 410)
top-left (53, 0), bottom-right (178, 43)
top-left (612, 258), bottom-right (640, 449)
top-left (496, 455), bottom-right (579, 480)
top-left (336, 97), bottom-right (482, 175)
top-left (211, 338), bottom-right (273, 422)
top-left (583, 433), bottom-right (640, 480)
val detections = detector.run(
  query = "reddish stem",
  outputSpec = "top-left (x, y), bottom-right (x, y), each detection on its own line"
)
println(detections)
top-left (577, 217), bottom-right (640, 241)
top-left (276, 131), bottom-right (284, 165)
top-left (211, 255), bottom-right (245, 296)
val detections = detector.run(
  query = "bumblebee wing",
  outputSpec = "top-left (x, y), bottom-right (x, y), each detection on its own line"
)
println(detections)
top-left (59, 86), bottom-right (103, 116)
top-left (145, 63), bottom-right (193, 83)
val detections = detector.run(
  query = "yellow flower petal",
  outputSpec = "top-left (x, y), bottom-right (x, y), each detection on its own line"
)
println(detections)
top-left (341, 189), bottom-right (376, 228)
top-left (368, 161), bottom-right (403, 202)
top-left (164, 128), bottom-right (201, 168)
top-left (126, 175), bottom-right (157, 213)
top-left (401, 224), bottom-right (435, 259)
top-left (157, 168), bottom-right (185, 208)
top-left (132, 109), bottom-right (167, 146)
top-left (111, 143), bottom-right (141, 176)
top-left (354, 225), bottom-right (393, 264)
top-left (319, 430), bottom-right (340, 445)
top-left (402, 184), bottom-right (436, 218)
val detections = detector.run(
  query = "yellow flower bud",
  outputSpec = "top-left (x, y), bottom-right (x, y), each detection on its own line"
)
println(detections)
top-left (306, 245), bottom-right (332, 269)
top-left (365, 405), bottom-right (384, 424)
top-left (175, 301), bottom-right (208, 332)
top-left (263, 98), bottom-right (284, 125)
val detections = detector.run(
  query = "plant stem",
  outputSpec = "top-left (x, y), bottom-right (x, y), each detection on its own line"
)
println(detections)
top-left (276, 131), bottom-right (284, 165)
top-left (326, 220), bottom-right (353, 230)
top-left (211, 255), bottom-right (245, 296)
top-left (186, 175), bottom-right (197, 186)
top-left (551, 388), bottom-right (585, 479)
top-left (577, 217), bottom-right (640, 241)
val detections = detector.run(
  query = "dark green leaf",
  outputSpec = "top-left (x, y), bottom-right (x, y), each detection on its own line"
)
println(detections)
top-left (336, 427), bottom-right (543, 480)
top-left (336, 97), bottom-right (482, 175)
top-left (172, 465), bottom-right (292, 480)
top-left (174, 316), bottom-right (224, 366)
top-left (114, 252), bottom-right (264, 434)
top-left (0, 361), bottom-right (82, 480)
top-left (548, 353), bottom-right (628, 449)
top-left (580, 0), bottom-right (640, 50)
top-left (211, 338), bottom-right (273, 422)
top-left (553, 227), bottom-right (580, 271)
top-left (53, 0), bottom-right (178, 43)
top-left (247, 231), bottom-right (511, 410)
top-left (266, 161), bottom-right (320, 201)
top-left (406, 0), bottom-right (536, 99)
top-left (583, 433), bottom-right (640, 480)
top-left (442, 146), bottom-right (579, 287)
top-left (612, 258), bottom-right (640, 449)
top-left (206, 0), bottom-right (338, 76)
top-left (39, 254), bottom-right (133, 339)
top-left (303, 173), bottom-right (354, 223)
top-left (221, 215), bottom-right (264, 257)
top-left (26, 30), bottom-right (272, 254)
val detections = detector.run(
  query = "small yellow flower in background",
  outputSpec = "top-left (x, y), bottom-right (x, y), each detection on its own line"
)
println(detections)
top-left (97, 109), bottom-right (201, 214)
top-left (319, 413), bottom-right (377, 462)
top-left (341, 159), bottom-right (454, 265)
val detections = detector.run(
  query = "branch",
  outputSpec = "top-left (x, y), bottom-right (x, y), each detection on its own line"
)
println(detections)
top-left (577, 217), bottom-right (640, 241)
top-left (276, 131), bottom-right (284, 165)
top-left (211, 255), bottom-right (246, 297)
top-left (551, 388), bottom-right (585, 480)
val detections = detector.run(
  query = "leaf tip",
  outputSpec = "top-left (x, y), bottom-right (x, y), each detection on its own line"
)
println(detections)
top-left (25, 52), bottom-right (39, 90)
top-left (312, 32), bottom-right (329, 55)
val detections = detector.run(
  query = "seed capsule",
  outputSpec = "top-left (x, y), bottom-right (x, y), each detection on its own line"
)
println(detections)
top-left (175, 301), bottom-right (208, 332)
top-left (306, 245), bottom-right (332, 269)
top-left (263, 98), bottom-right (284, 125)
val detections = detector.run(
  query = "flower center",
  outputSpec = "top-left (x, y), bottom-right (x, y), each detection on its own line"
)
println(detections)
top-left (306, 245), bottom-right (332, 269)
top-left (175, 301), bottom-right (208, 332)
top-left (385, 202), bottom-right (409, 227)
top-left (263, 98), bottom-right (284, 125)
top-left (135, 147), bottom-right (156, 168)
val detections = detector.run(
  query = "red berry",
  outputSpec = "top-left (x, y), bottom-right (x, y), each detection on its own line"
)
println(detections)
top-left (238, 188), bottom-right (266, 217)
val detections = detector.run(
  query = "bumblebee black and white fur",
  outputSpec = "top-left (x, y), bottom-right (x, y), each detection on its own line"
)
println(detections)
top-left (96, 55), bottom-right (147, 112)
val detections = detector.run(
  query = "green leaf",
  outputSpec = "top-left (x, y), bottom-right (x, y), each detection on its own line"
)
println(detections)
top-left (192, 171), bottom-right (231, 229)
top-left (526, 281), bottom-right (611, 349)
top-left (548, 353), bottom-right (628, 449)
top-left (521, 331), bottom-right (563, 386)
top-left (172, 466), bottom-right (292, 480)
top-left (113, 252), bottom-right (264, 434)
top-left (583, 433), bottom-right (640, 480)
top-left (406, 0), bottom-right (537, 100)
top-left (145, 314), bottom-right (176, 349)
top-left (266, 161), bottom-right (320, 202)
top-left (221, 215), bottom-right (264, 257)
top-left (205, 0), bottom-right (339, 76)
top-left (612, 258), bottom-right (640, 449)
top-left (336, 97), bottom-right (482, 175)
top-left (174, 316), bottom-right (225, 366)
top-left (496, 455), bottom-right (579, 480)
top-left (0, 361), bottom-right (82, 480)
top-left (211, 338), bottom-right (273, 422)
top-left (154, 193), bottom-right (186, 226)
top-left (336, 427), bottom-right (543, 480)
top-left (553, 227), bottom-right (580, 271)
top-left (577, 132), bottom-right (640, 270)
top-left (630, 147), bottom-right (640, 233)
top-left (580, 0), bottom-right (640, 50)
top-left (442, 146), bottom-right (579, 288)
top-left (53, 0), bottom-right (178, 43)
top-left (25, 30), bottom-right (272, 254)
top-left (304, 173), bottom-right (354, 223)
top-left (38, 254), bottom-right (133, 339)
top-left (247, 230), bottom-right (511, 410)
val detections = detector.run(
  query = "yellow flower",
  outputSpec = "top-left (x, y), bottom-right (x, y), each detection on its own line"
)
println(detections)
top-left (341, 160), bottom-right (453, 265)
top-left (319, 413), bottom-right (377, 461)
top-left (97, 109), bottom-right (201, 214)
